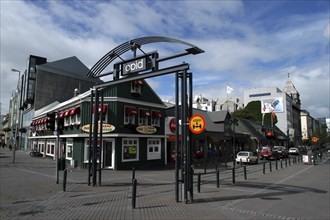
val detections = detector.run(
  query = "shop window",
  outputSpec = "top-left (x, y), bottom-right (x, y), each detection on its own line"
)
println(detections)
top-left (122, 138), bottom-right (139, 161)
top-left (151, 110), bottom-right (162, 127)
top-left (124, 106), bottom-right (137, 125)
top-left (46, 140), bottom-right (55, 157)
top-left (92, 104), bottom-right (108, 123)
top-left (84, 139), bottom-right (100, 162)
top-left (147, 139), bottom-right (161, 160)
top-left (64, 110), bottom-right (71, 127)
top-left (66, 141), bottom-right (73, 159)
top-left (138, 109), bottom-right (149, 125)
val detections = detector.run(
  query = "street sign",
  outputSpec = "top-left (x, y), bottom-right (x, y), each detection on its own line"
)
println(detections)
top-left (189, 114), bottom-right (206, 134)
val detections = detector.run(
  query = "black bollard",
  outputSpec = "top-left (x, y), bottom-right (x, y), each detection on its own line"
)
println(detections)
top-left (132, 179), bottom-right (137, 209)
top-left (269, 161), bottom-right (272, 172)
top-left (275, 160), bottom-right (278, 170)
top-left (281, 159), bottom-right (283, 169)
top-left (289, 157), bottom-right (291, 165)
top-left (263, 163), bottom-right (265, 174)
top-left (216, 170), bottom-right (220, 188)
top-left (244, 166), bottom-right (247, 180)
top-left (232, 168), bottom-right (235, 184)
top-left (132, 167), bottom-right (136, 181)
top-left (204, 160), bottom-right (207, 174)
top-left (197, 173), bottom-right (201, 193)
top-left (285, 158), bottom-right (288, 167)
top-left (63, 169), bottom-right (68, 192)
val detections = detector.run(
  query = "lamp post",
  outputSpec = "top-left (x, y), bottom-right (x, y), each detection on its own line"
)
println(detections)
top-left (11, 68), bottom-right (21, 163)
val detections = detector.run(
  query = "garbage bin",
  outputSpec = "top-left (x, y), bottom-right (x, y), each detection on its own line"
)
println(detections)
top-left (58, 157), bottom-right (66, 171)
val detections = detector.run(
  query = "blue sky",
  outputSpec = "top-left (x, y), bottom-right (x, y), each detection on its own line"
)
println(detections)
top-left (1, 0), bottom-right (329, 118)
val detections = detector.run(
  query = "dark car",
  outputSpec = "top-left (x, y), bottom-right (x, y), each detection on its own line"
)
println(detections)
top-left (259, 146), bottom-right (279, 160)
top-left (274, 146), bottom-right (289, 158)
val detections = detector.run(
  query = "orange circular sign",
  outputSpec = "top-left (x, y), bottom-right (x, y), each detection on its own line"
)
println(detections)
top-left (189, 114), bottom-right (206, 134)
top-left (312, 136), bottom-right (319, 143)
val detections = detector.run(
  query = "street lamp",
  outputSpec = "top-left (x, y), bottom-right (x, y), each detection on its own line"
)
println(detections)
top-left (11, 68), bottom-right (21, 163)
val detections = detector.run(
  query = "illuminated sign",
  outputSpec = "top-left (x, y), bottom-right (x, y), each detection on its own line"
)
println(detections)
top-left (119, 51), bottom-right (158, 76)
top-left (136, 125), bottom-right (157, 134)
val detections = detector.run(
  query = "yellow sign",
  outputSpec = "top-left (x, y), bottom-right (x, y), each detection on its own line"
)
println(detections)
top-left (136, 125), bottom-right (157, 134)
top-left (81, 123), bottom-right (115, 133)
top-left (189, 114), bottom-right (206, 134)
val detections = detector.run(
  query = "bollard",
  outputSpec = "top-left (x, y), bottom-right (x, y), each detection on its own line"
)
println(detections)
top-left (281, 159), bottom-right (283, 169)
top-left (63, 169), bottom-right (68, 192)
top-left (215, 162), bottom-right (218, 172)
top-left (240, 159), bottom-right (242, 167)
top-left (285, 158), bottom-right (288, 167)
top-left (132, 179), bottom-right (137, 209)
top-left (197, 173), bottom-right (201, 193)
top-left (232, 168), bottom-right (235, 184)
top-left (269, 161), bottom-right (272, 172)
top-left (275, 160), bottom-right (278, 170)
top-left (204, 161), bottom-right (207, 174)
top-left (244, 166), bottom-right (247, 180)
top-left (263, 163), bottom-right (265, 174)
top-left (289, 157), bottom-right (291, 165)
top-left (216, 169), bottom-right (220, 188)
top-left (132, 167), bottom-right (136, 181)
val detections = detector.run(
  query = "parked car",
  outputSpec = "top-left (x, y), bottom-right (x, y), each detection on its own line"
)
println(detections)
top-left (236, 151), bottom-right (258, 164)
top-left (289, 147), bottom-right (299, 155)
top-left (259, 146), bottom-right (279, 160)
top-left (274, 146), bottom-right (289, 158)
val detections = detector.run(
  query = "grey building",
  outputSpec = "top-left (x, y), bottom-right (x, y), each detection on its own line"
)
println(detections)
top-left (17, 55), bottom-right (102, 152)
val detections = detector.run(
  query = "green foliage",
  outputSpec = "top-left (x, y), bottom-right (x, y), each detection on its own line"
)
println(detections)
top-left (231, 101), bottom-right (277, 125)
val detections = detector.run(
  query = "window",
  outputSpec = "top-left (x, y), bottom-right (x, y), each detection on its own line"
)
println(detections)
top-left (46, 140), bottom-right (55, 157)
top-left (151, 110), bottom-right (162, 127)
top-left (66, 140), bottom-right (73, 159)
top-left (147, 139), bottom-right (161, 160)
top-left (138, 109), bottom-right (149, 125)
top-left (131, 80), bottom-right (142, 94)
top-left (122, 138), bottom-right (139, 161)
top-left (124, 106), bottom-right (137, 125)
top-left (92, 104), bottom-right (108, 123)
top-left (84, 139), bottom-right (100, 162)
top-left (64, 110), bottom-right (71, 126)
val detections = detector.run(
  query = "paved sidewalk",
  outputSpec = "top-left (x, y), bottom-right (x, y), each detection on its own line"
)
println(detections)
top-left (1, 147), bottom-right (329, 220)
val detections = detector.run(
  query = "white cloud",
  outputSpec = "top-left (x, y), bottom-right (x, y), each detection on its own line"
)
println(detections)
top-left (0, 0), bottom-right (329, 119)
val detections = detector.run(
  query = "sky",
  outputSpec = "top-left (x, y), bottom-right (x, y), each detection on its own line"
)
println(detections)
top-left (1, 0), bottom-right (329, 119)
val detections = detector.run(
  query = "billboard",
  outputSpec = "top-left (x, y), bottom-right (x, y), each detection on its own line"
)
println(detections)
top-left (261, 97), bottom-right (284, 113)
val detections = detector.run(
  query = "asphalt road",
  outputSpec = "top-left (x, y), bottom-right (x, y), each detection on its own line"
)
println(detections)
top-left (1, 147), bottom-right (329, 220)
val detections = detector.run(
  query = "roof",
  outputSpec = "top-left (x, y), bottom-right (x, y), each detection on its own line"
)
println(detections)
top-left (37, 56), bottom-right (101, 83)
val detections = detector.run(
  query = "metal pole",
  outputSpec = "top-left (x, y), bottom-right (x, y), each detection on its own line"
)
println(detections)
top-left (181, 69), bottom-right (188, 203)
top-left (175, 72), bottom-right (180, 202)
top-left (188, 72), bottom-right (193, 202)
top-left (11, 69), bottom-right (20, 163)
top-left (92, 89), bottom-right (99, 186)
top-left (56, 112), bottom-right (60, 184)
top-left (88, 90), bottom-right (94, 186)
top-left (98, 91), bottom-right (104, 186)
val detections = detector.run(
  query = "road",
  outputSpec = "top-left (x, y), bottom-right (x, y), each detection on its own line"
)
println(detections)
top-left (1, 147), bottom-right (329, 220)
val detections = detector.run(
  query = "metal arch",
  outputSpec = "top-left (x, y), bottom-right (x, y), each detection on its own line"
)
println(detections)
top-left (85, 36), bottom-right (203, 78)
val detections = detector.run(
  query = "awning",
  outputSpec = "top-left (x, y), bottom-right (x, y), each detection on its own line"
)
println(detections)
top-left (126, 107), bottom-right (137, 115)
top-left (152, 111), bottom-right (162, 118)
top-left (70, 106), bottom-right (81, 116)
top-left (64, 110), bottom-right (70, 117)
top-left (140, 109), bottom-right (150, 117)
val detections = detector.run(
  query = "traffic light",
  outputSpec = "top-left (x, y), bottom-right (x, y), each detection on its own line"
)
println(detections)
top-left (46, 112), bottom-right (56, 131)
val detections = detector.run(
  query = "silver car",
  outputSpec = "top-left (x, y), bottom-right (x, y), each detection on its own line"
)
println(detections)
top-left (236, 151), bottom-right (258, 164)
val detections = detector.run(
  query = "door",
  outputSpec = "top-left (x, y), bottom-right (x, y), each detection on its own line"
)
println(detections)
top-left (103, 140), bottom-right (114, 169)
